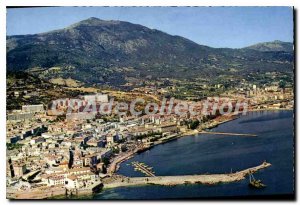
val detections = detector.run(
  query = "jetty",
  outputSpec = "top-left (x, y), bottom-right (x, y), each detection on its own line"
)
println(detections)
top-left (200, 131), bottom-right (257, 137)
top-left (104, 162), bottom-right (271, 189)
top-left (132, 161), bottom-right (155, 177)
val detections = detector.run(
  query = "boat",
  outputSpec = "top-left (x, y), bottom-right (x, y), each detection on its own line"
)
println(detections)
top-left (248, 172), bottom-right (266, 189)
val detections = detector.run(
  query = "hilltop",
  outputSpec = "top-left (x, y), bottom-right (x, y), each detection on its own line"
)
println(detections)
top-left (7, 17), bottom-right (294, 86)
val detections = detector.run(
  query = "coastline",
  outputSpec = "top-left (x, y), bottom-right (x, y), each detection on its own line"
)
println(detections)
top-left (107, 111), bottom-right (246, 175)
top-left (7, 181), bottom-right (103, 200)
top-left (249, 108), bottom-right (293, 112)
top-left (106, 108), bottom-right (292, 183)
top-left (107, 130), bottom-right (200, 175)
top-left (8, 109), bottom-right (291, 199)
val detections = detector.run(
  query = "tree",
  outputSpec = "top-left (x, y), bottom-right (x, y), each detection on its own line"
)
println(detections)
top-left (279, 80), bottom-right (286, 89)
top-left (279, 80), bottom-right (287, 93)
top-left (102, 157), bottom-right (110, 166)
top-left (189, 120), bottom-right (200, 130)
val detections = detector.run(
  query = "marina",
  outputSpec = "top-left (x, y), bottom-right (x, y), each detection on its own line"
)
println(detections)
top-left (131, 161), bottom-right (156, 177)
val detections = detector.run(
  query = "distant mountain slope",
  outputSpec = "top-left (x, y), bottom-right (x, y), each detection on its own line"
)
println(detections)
top-left (244, 40), bottom-right (293, 52)
top-left (6, 17), bottom-right (294, 86)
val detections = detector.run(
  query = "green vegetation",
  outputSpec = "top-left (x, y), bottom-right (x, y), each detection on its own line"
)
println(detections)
top-left (102, 157), bottom-right (110, 166)
top-left (134, 132), bottom-right (162, 140)
top-left (149, 136), bottom-right (163, 142)
top-left (7, 71), bottom-right (90, 110)
top-left (7, 18), bottom-right (293, 87)
top-left (7, 143), bottom-right (23, 150)
top-left (188, 120), bottom-right (200, 130)
top-left (112, 147), bottom-right (120, 154)
top-left (279, 80), bottom-right (287, 89)
top-left (81, 144), bottom-right (93, 150)
top-left (245, 40), bottom-right (293, 52)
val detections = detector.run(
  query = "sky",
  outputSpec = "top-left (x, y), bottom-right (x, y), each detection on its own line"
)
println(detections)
top-left (6, 7), bottom-right (294, 48)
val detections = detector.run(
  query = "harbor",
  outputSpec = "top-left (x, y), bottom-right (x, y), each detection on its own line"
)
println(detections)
top-left (103, 162), bottom-right (271, 189)
top-left (104, 111), bottom-right (293, 199)
top-left (6, 110), bottom-right (294, 199)
top-left (132, 161), bottom-right (156, 177)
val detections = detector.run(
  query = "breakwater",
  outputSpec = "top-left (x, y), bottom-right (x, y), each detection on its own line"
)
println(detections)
top-left (104, 162), bottom-right (271, 189)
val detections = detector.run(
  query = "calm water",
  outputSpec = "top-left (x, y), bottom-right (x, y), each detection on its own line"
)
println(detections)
top-left (94, 111), bottom-right (294, 199)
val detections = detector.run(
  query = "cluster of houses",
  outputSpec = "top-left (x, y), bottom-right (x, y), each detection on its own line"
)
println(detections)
top-left (7, 91), bottom-right (293, 192)
top-left (6, 102), bottom-right (183, 192)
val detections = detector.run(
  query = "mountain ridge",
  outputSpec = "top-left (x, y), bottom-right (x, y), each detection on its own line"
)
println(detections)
top-left (6, 17), bottom-right (294, 86)
top-left (7, 17), bottom-right (293, 50)
top-left (244, 40), bottom-right (293, 52)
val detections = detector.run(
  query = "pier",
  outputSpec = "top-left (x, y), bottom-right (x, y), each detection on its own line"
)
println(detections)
top-left (104, 162), bottom-right (271, 189)
top-left (132, 161), bottom-right (155, 177)
top-left (200, 131), bottom-right (257, 137)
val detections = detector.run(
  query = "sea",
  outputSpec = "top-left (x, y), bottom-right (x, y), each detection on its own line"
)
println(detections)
top-left (93, 110), bottom-right (294, 199)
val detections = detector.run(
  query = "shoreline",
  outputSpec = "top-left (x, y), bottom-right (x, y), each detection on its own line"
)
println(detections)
top-left (107, 109), bottom-right (270, 175)
top-left (106, 108), bottom-right (292, 178)
top-left (249, 108), bottom-right (293, 112)
top-left (7, 181), bottom-right (103, 200)
top-left (107, 129), bottom-right (200, 175)
top-left (9, 109), bottom-right (291, 199)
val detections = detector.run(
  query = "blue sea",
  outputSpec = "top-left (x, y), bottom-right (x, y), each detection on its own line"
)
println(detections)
top-left (94, 110), bottom-right (294, 199)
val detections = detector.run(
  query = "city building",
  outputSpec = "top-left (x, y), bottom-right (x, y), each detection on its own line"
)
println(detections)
top-left (12, 162), bottom-right (27, 177)
top-left (80, 93), bottom-right (109, 103)
top-left (22, 104), bottom-right (44, 113)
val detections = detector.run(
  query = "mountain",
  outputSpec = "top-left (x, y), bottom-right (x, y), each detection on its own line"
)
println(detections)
top-left (6, 17), bottom-right (294, 86)
top-left (244, 40), bottom-right (293, 52)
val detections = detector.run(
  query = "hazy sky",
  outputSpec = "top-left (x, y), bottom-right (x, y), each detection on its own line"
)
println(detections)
top-left (7, 7), bottom-right (293, 48)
